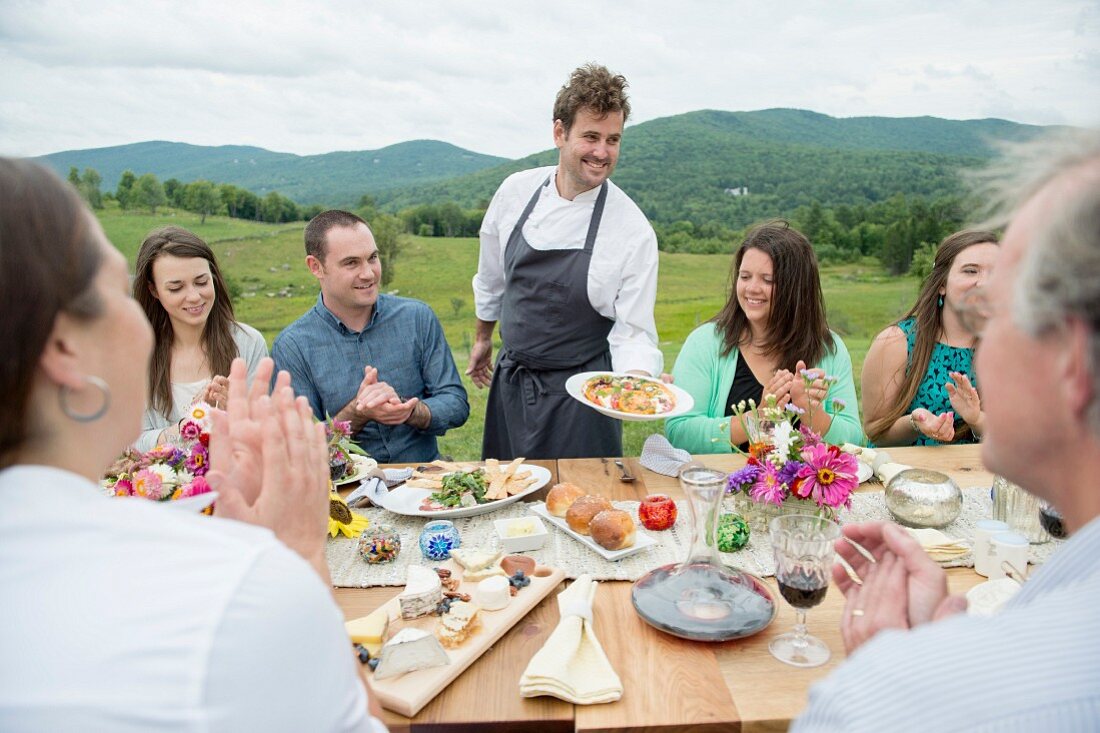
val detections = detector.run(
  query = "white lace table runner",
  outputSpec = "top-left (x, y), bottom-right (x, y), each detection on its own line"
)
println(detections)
top-left (326, 487), bottom-right (1064, 587)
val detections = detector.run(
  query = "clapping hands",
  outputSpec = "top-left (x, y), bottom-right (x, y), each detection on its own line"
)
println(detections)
top-left (834, 522), bottom-right (967, 654)
top-left (945, 371), bottom-right (981, 426)
top-left (353, 366), bottom-right (418, 425)
top-left (207, 357), bottom-right (331, 581)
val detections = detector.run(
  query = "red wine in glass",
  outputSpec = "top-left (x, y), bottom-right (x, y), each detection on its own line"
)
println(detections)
top-left (778, 570), bottom-right (828, 609)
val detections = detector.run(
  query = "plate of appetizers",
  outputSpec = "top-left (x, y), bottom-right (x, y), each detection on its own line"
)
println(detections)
top-left (371, 459), bottom-right (552, 519)
top-left (565, 371), bottom-right (694, 421)
top-left (333, 454), bottom-right (379, 486)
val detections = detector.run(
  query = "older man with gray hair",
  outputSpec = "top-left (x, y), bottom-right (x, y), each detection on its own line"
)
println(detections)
top-left (795, 130), bottom-right (1100, 730)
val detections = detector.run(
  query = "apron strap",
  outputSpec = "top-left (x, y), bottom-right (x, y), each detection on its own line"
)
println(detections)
top-left (583, 182), bottom-right (609, 253)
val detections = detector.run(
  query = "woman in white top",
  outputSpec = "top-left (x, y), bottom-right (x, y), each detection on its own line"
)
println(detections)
top-left (133, 226), bottom-right (267, 450)
top-left (0, 159), bottom-right (385, 732)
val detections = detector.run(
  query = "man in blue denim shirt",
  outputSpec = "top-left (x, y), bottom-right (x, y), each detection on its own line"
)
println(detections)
top-left (272, 210), bottom-right (469, 462)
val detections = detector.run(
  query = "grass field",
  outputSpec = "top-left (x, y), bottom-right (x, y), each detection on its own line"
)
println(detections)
top-left (99, 205), bottom-right (919, 460)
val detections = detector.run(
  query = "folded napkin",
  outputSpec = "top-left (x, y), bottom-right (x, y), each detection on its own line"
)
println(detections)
top-left (905, 527), bottom-right (970, 562)
top-left (346, 468), bottom-right (415, 507)
top-left (519, 574), bottom-right (622, 705)
top-left (639, 434), bottom-right (692, 477)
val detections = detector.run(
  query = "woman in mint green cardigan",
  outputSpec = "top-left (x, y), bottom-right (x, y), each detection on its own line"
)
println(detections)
top-left (666, 222), bottom-right (864, 454)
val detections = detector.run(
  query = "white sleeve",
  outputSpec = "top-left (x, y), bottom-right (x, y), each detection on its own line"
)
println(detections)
top-left (203, 544), bottom-right (385, 733)
top-left (608, 223), bottom-right (663, 376)
top-left (472, 183), bottom-right (508, 323)
top-left (134, 406), bottom-right (168, 452)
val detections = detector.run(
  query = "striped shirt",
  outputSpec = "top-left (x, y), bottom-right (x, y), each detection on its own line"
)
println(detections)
top-left (794, 515), bottom-right (1100, 731)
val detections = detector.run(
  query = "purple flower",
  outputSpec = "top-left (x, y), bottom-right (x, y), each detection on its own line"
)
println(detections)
top-left (185, 444), bottom-right (209, 476)
top-left (776, 460), bottom-right (804, 487)
top-left (831, 398), bottom-right (847, 410)
top-left (749, 462), bottom-right (787, 505)
top-left (726, 463), bottom-right (762, 494)
top-left (785, 403), bottom-right (806, 416)
top-left (799, 424), bottom-right (823, 447)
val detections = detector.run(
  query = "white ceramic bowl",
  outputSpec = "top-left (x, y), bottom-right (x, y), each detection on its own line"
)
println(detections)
top-left (493, 516), bottom-right (549, 553)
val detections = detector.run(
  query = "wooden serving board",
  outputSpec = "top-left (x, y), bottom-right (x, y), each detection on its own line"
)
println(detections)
top-left (368, 559), bottom-right (566, 717)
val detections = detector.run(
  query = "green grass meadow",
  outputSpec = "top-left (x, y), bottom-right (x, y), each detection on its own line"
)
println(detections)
top-left (100, 205), bottom-right (918, 460)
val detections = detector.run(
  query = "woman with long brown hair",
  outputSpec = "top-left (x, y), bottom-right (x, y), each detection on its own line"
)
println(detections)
top-left (133, 226), bottom-right (266, 450)
top-left (861, 230), bottom-right (998, 445)
top-left (666, 221), bottom-right (863, 453)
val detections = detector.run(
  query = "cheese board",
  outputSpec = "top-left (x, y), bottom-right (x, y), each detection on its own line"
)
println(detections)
top-left (364, 558), bottom-right (566, 717)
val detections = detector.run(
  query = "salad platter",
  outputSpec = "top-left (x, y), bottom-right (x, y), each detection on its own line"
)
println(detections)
top-left (565, 371), bottom-right (694, 421)
top-left (371, 460), bottom-right (552, 519)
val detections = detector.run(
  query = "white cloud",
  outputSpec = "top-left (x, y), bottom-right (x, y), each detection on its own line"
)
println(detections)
top-left (1, 0), bottom-right (1096, 158)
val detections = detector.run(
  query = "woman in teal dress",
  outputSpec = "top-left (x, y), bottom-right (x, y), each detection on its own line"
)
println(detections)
top-left (666, 221), bottom-right (864, 454)
top-left (861, 230), bottom-right (999, 446)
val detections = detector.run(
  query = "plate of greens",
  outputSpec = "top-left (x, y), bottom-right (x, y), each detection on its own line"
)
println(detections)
top-left (370, 464), bottom-right (552, 519)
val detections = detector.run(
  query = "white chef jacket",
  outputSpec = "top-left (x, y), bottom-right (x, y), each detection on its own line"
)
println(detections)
top-left (0, 465), bottom-right (386, 733)
top-left (473, 165), bottom-right (663, 377)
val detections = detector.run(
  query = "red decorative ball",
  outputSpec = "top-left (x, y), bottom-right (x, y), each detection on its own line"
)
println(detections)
top-left (638, 494), bottom-right (677, 531)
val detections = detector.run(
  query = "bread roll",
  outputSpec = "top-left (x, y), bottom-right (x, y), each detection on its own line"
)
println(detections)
top-left (590, 509), bottom-right (636, 551)
top-left (546, 482), bottom-right (587, 517)
top-left (566, 495), bottom-right (613, 535)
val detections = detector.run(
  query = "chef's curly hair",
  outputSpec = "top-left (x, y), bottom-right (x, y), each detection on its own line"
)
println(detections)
top-left (553, 63), bottom-right (630, 134)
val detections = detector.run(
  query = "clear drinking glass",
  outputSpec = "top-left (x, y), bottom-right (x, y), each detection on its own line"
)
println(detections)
top-left (769, 513), bottom-right (841, 667)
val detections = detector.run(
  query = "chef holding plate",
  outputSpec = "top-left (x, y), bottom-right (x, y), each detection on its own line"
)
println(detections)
top-left (468, 63), bottom-right (663, 460)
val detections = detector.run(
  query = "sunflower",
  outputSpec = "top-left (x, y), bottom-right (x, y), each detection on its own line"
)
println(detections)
top-left (328, 493), bottom-right (370, 538)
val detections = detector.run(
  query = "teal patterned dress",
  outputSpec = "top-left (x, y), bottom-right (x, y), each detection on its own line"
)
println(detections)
top-left (898, 318), bottom-right (979, 446)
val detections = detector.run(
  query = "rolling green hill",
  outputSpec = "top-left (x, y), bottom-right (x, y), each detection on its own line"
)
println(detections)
top-left (35, 139), bottom-right (506, 205)
top-left (377, 109), bottom-right (1055, 228)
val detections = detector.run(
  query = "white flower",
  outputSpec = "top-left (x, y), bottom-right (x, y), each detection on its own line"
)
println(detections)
top-left (147, 463), bottom-right (179, 488)
top-left (175, 468), bottom-right (194, 486)
top-left (772, 420), bottom-right (797, 456)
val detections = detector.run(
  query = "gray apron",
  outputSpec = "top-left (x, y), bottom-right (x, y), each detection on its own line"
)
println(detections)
top-left (482, 177), bottom-right (622, 460)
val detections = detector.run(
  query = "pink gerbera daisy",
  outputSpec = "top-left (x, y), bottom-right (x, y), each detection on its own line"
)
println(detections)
top-left (796, 443), bottom-right (858, 509)
top-left (749, 461), bottom-right (788, 506)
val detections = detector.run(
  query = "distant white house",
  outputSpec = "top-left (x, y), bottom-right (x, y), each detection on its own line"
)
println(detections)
top-left (724, 186), bottom-right (749, 196)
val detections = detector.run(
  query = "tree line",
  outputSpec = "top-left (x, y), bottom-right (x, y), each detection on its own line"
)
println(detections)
top-left (73, 165), bottom-right (964, 280)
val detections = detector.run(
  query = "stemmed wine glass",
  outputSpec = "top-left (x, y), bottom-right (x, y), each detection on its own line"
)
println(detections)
top-left (768, 513), bottom-right (841, 667)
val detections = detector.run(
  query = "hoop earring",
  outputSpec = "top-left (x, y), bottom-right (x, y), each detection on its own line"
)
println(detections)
top-left (938, 295), bottom-right (944, 308)
top-left (59, 375), bottom-right (111, 423)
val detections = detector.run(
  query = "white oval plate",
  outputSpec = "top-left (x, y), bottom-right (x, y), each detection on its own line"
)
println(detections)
top-left (528, 501), bottom-right (656, 561)
top-left (372, 464), bottom-right (552, 519)
top-left (564, 371), bottom-right (695, 422)
top-left (334, 454), bottom-right (379, 486)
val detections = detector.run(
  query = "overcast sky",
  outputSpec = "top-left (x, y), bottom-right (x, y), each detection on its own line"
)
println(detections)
top-left (1, 0), bottom-right (1097, 159)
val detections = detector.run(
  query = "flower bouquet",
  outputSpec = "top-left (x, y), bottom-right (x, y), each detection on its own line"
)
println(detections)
top-left (102, 402), bottom-right (214, 510)
top-left (725, 388), bottom-right (858, 532)
top-left (325, 417), bottom-right (371, 482)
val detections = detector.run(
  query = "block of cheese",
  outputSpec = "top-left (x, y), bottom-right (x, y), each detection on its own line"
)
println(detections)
top-left (345, 607), bottom-right (390, 656)
top-left (473, 575), bottom-right (511, 612)
top-left (450, 547), bottom-right (505, 581)
top-left (436, 601), bottom-right (481, 648)
top-left (398, 566), bottom-right (443, 619)
top-left (373, 627), bottom-right (450, 680)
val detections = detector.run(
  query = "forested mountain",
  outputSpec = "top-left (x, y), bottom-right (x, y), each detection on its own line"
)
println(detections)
top-left (376, 109), bottom-right (1054, 229)
top-left (35, 139), bottom-right (506, 205)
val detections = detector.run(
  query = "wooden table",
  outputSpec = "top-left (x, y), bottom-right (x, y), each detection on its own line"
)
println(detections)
top-left (336, 446), bottom-right (990, 732)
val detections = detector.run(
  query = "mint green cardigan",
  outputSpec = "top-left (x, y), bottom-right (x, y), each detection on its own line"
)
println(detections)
top-left (666, 322), bottom-right (865, 453)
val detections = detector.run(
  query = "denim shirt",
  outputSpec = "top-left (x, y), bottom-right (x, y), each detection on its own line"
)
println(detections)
top-left (272, 293), bottom-right (469, 463)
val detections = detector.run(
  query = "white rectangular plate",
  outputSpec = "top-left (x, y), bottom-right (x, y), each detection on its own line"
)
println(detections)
top-left (529, 501), bottom-right (657, 561)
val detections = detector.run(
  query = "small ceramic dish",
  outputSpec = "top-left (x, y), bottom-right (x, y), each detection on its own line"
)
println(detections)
top-left (493, 516), bottom-right (549, 553)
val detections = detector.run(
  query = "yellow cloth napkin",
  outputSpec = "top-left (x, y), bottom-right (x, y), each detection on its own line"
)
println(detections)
top-left (519, 574), bottom-right (623, 705)
top-left (905, 527), bottom-right (970, 562)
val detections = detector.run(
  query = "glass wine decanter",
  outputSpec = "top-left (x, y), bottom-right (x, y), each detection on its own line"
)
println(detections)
top-left (631, 465), bottom-right (776, 641)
